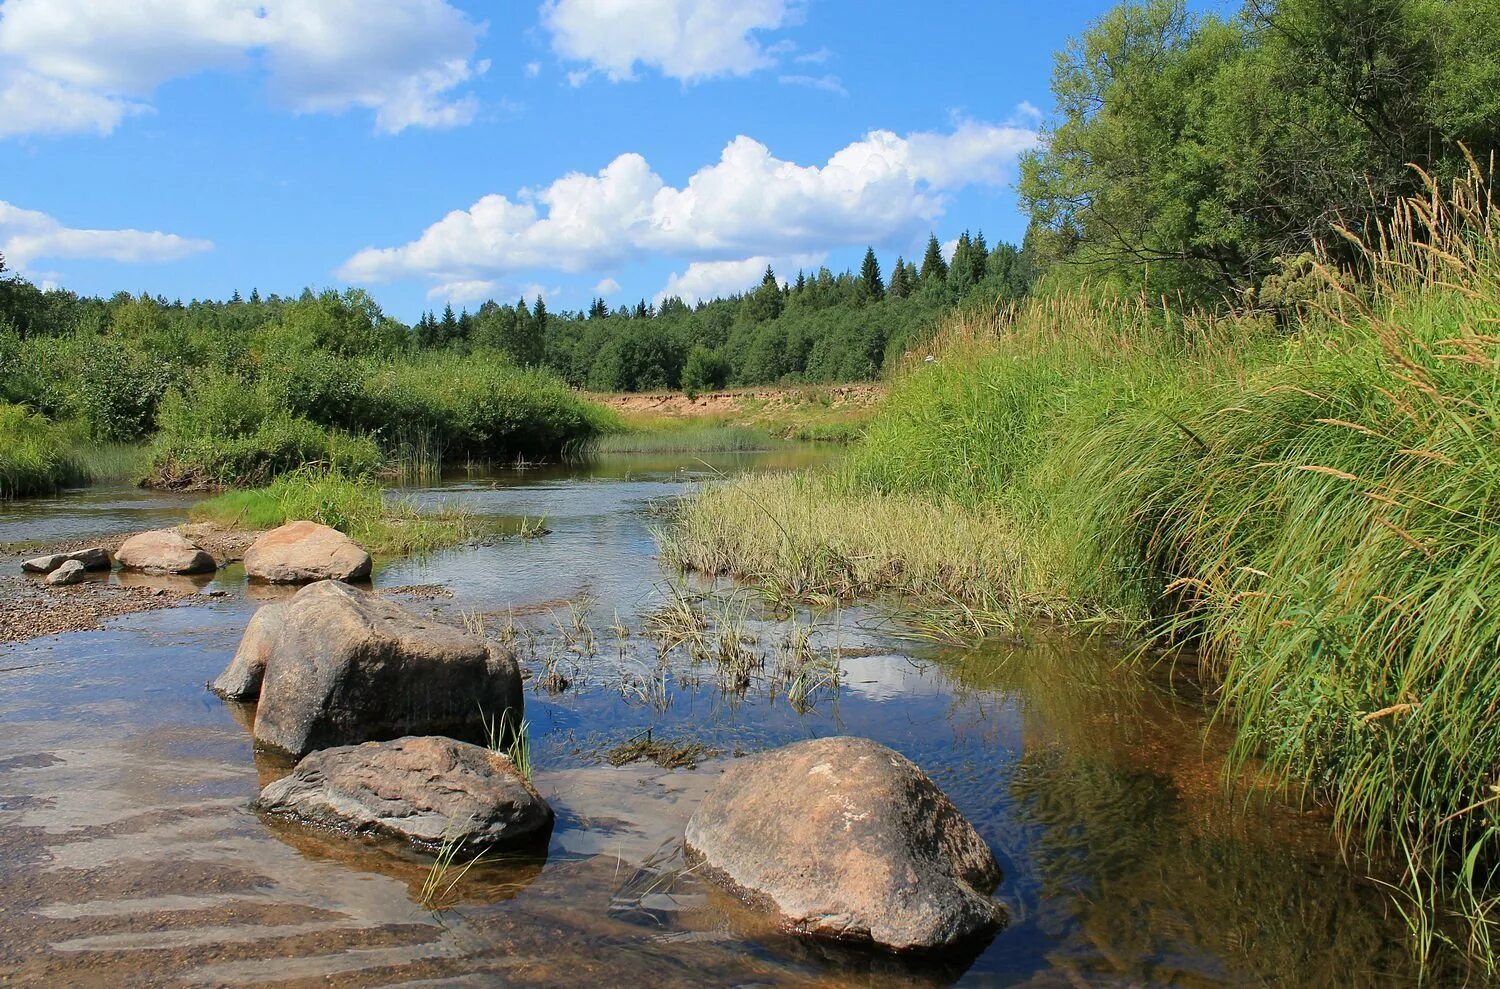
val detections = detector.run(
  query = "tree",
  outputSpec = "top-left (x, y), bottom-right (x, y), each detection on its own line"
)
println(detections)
top-left (950, 233), bottom-right (976, 296)
top-left (919, 234), bottom-right (948, 283)
top-left (681, 344), bottom-right (729, 394)
top-left (859, 247), bottom-right (885, 300)
top-left (888, 256), bottom-right (911, 299)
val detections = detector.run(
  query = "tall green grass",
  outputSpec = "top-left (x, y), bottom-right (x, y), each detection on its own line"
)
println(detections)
top-left (0, 402), bottom-right (86, 498)
top-left (580, 424), bottom-right (774, 455)
top-left (668, 166), bottom-right (1500, 962)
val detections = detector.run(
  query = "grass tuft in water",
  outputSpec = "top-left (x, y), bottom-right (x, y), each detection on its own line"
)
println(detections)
top-left (189, 468), bottom-right (491, 554)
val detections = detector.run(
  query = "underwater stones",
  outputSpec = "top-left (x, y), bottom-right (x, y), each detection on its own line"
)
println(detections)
top-left (22, 547), bottom-right (110, 574)
top-left (243, 521), bottom-right (372, 584)
top-left (45, 560), bottom-right (87, 586)
top-left (684, 736), bottom-right (1004, 951)
top-left (255, 735), bottom-right (551, 850)
top-left (223, 580), bottom-right (522, 758)
top-left (115, 530), bottom-right (216, 575)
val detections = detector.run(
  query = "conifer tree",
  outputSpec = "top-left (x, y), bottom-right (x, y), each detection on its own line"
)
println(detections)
top-left (971, 230), bottom-right (989, 284)
top-left (859, 247), bottom-right (885, 300)
top-left (920, 234), bottom-right (948, 283)
top-left (888, 256), bottom-right (911, 299)
top-left (950, 233), bottom-right (976, 295)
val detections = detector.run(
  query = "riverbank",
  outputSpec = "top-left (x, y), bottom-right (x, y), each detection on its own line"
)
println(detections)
top-left (666, 172), bottom-right (1500, 965)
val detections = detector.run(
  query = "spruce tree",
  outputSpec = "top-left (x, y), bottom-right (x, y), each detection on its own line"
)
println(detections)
top-left (888, 256), bottom-right (910, 299)
top-left (971, 230), bottom-right (989, 284)
top-left (859, 247), bottom-right (885, 300)
top-left (950, 233), bottom-right (976, 296)
top-left (920, 233), bottom-right (948, 283)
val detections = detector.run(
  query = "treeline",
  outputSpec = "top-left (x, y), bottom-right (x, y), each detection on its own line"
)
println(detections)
top-left (0, 271), bottom-right (613, 492)
top-left (1019, 0), bottom-right (1500, 304)
top-left (409, 233), bottom-right (1038, 393)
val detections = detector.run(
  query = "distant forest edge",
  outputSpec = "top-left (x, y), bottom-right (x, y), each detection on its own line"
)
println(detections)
top-left (0, 230), bottom-right (1035, 397)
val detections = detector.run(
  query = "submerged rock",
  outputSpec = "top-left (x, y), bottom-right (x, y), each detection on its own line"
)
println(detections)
top-left (684, 736), bottom-right (1004, 951)
top-left (255, 735), bottom-right (551, 850)
top-left (115, 530), bottom-right (216, 575)
top-left (45, 560), bottom-right (87, 586)
top-left (219, 580), bottom-right (522, 757)
top-left (22, 547), bottom-right (111, 574)
top-left (243, 521), bottom-right (372, 584)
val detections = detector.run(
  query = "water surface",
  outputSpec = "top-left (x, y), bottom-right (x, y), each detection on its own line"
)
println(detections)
top-left (0, 452), bottom-right (1434, 986)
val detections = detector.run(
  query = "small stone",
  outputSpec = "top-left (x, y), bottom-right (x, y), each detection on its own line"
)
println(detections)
top-left (21, 547), bottom-right (109, 574)
top-left (45, 560), bottom-right (87, 586)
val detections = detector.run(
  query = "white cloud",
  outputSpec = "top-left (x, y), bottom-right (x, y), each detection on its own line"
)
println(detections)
top-left (0, 201), bottom-right (212, 270)
top-left (942, 238), bottom-right (959, 263)
top-left (0, 0), bottom-right (486, 137)
top-left (594, 277), bottom-right (621, 296)
top-left (658, 252), bottom-right (822, 305)
top-left (778, 73), bottom-right (845, 96)
top-left (338, 116), bottom-right (1040, 294)
top-left (426, 279), bottom-right (499, 305)
top-left (541, 0), bottom-right (794, 83)
top-left (525, 60), bottom-right (542, 78)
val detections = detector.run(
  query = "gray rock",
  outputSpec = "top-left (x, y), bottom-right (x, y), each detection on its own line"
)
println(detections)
top-left (23, 546), bottom-right (111, 574)
top-left (116, 530), bottom-right (216, 575)
top-left (255, 735), bottom-right (551, 850)
top-left (684, 736), bottom-right (1004, 951)
top-left (209, 601), bottom-right (288, 699)
top-left (227, 580), bottom-right (522, 757)
top-left (244, 521), bottom-right (372, 584)
top-left (45, 560), bottom-right (87, 586)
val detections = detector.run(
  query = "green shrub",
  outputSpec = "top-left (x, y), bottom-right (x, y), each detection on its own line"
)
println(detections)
top-left (146, 371), bottom-right (382, 488)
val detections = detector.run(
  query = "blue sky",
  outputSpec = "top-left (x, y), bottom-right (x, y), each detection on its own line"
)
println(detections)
top-left (0, 0), bottom-right (1132, 321)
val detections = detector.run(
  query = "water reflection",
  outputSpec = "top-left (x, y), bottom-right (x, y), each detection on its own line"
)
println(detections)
top-left (0, 452), bottom-right (1453, 986)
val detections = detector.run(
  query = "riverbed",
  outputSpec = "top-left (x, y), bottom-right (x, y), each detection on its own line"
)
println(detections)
top-left (0, 452), bottom-right (1435, 986)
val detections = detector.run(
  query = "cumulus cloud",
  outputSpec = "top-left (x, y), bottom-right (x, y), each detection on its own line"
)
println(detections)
top-left (426, 279), bottom-right (500, 305)
top-left (541, 0), bottom-right (793, 83)
top-left (594, 277), bottom-right (621, 296)
top-left (0, 0), bottom-right (486, 137)
top-left (0, 201), bottom-right (212, 270)
top-left (658, 252), bottom-right (822, 305)
top-left (339, 117), bottom-right (1040, 294)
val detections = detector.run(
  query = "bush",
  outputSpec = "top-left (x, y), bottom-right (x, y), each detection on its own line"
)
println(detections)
top-left (146, 371), bottom-right (382, 488)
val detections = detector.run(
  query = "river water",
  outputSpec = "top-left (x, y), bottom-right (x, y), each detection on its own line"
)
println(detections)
top-left (0, 453), bottom-right (1434, 986)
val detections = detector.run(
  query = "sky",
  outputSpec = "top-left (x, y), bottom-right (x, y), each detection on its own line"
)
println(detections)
top-left (0, 0), bottom-right (1131, 322)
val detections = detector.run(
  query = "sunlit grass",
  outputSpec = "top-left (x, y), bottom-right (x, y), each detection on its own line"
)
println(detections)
top-left (189, 469), bottom-right (491, 554)
top-left (665, 164), bottom-right (1500, 966)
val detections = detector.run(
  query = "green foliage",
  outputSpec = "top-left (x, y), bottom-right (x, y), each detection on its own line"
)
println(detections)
top-left (677, 169), bottom-right (1500, 966)
top-left (1020, 0), bottom-right (1500, 301)
top-left (0, 402), bottom-right (85, 499)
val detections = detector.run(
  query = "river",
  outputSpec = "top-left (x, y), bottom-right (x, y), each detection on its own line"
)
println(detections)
top-left (0, 452), bottom-right (1434, 986)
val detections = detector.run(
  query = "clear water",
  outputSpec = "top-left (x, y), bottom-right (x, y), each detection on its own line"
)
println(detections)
top-left (0, 454), bottom-right (1435, 986)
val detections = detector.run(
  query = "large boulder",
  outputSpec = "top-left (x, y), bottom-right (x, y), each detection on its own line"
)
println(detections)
top-left (684, 736), bottom-right (1004, 951)
top-left (217, 580), bottom-right (522, 758)
top-left (115, 530), bottom-right (216, 575)
top-left (244, 521), bottom-right (372, 584)
top-left (255, 736), bottom-right (551, 851)
top-left (45, 559), bottom-right (88, 586)
top-left (22, 547), bottom-right (110, 574)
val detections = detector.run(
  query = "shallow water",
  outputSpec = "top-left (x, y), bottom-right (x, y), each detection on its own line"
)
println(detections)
top-left (0, 453), bottom-right (1438, 987)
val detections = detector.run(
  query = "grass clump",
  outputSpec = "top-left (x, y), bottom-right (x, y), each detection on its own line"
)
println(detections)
top-left (581, 424), bottom-right (775, 455)
top-left (190, 469), bottom-right (488, 553)
top-left (0, 403), bottom-right (87, 498)
top-left (667, 166), bottom-right (1500, 962)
